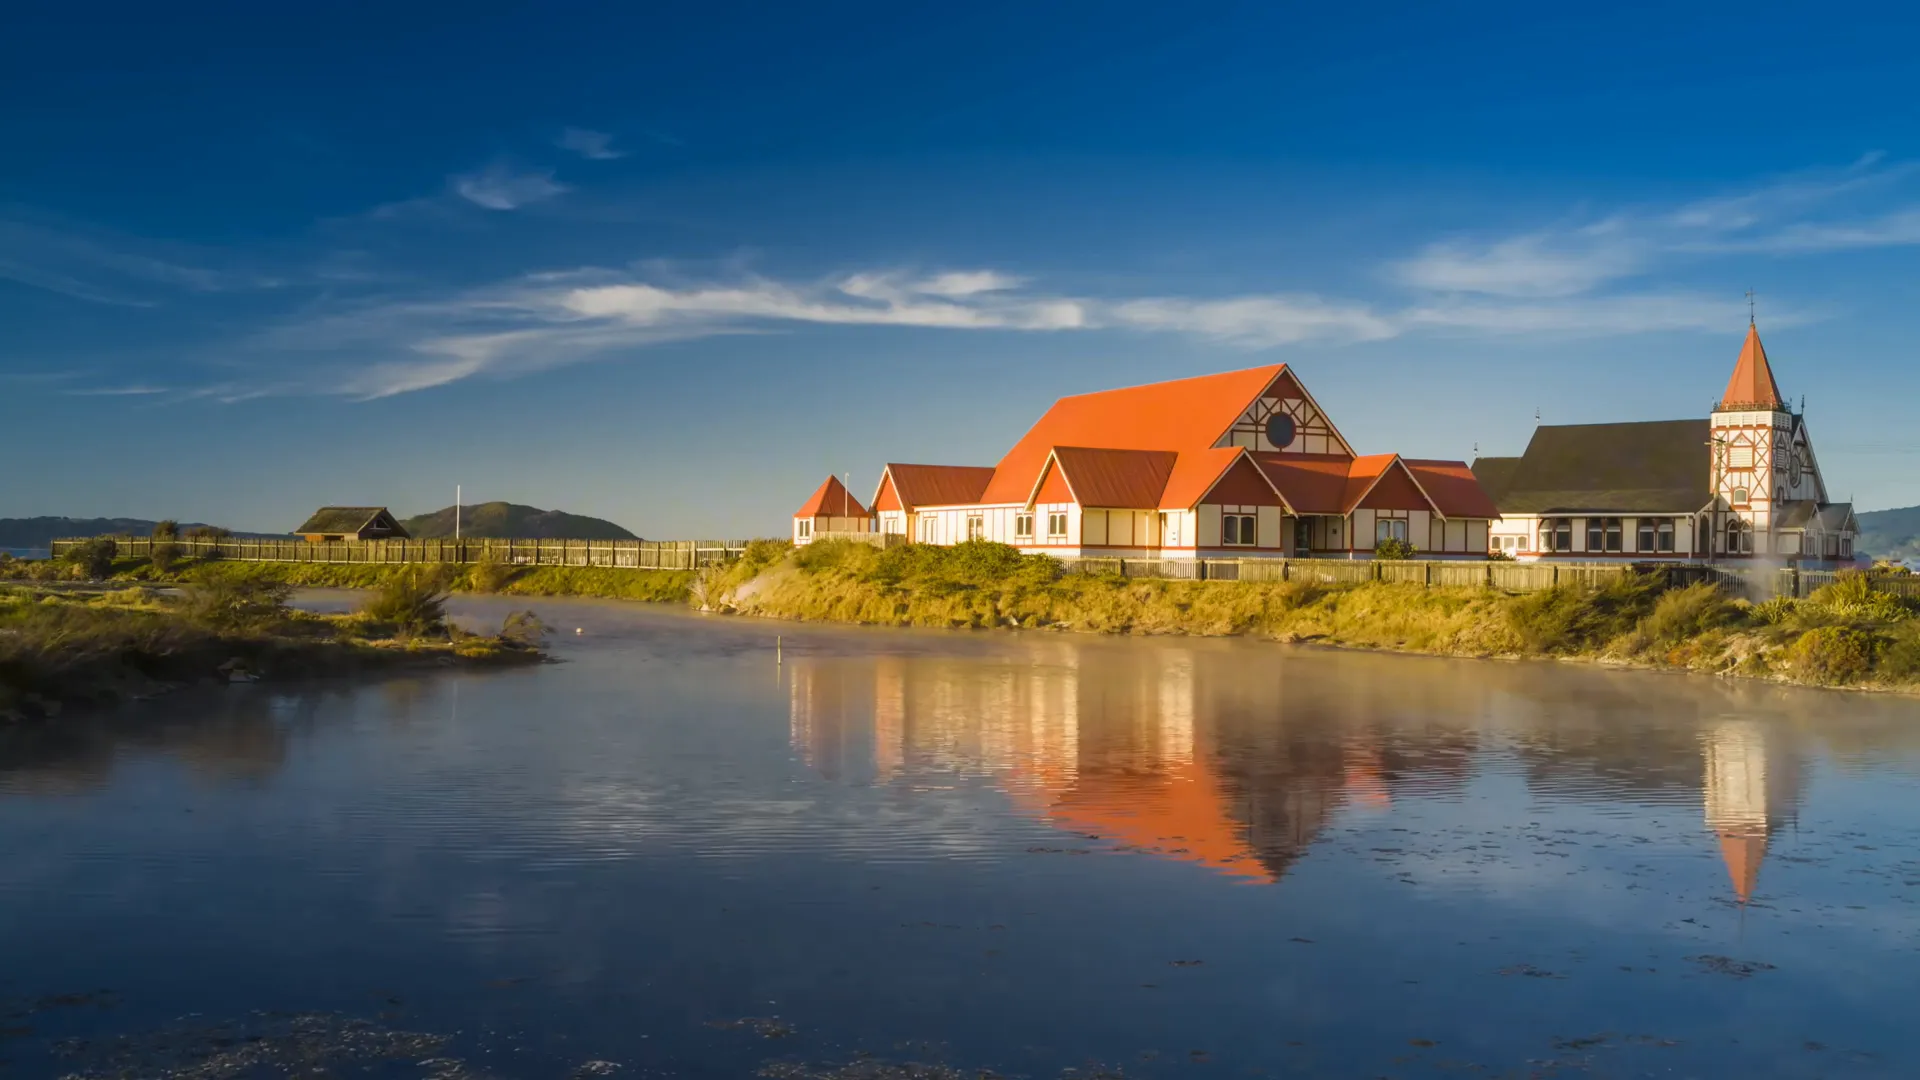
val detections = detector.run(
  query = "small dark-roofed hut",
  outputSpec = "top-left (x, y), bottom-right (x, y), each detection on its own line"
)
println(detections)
top-left (295, 507), bottom-right (409, 542)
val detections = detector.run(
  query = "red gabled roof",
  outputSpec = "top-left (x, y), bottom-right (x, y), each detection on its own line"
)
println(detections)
top-left (1249, 453), bottom-right (1354, 515)
top-left (794, 475), bottom-right (870, 519)
top-left (877, 463), bottom-right (996, 509)
top-left (1250, 453), bottom-right (1494, 518)
top-left (980, 365), bottom-right (1291, 504)
top-left (1042, 447), bottom-right (1179, 508)
top-left (1719, 324), bottom-right (1785, 411)
top-left (1162, 447), bottom-right (1271, 510)
top-left (1402, 459), bottom-right (1501, 519)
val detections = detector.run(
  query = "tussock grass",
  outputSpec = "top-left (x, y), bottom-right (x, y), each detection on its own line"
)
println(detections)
top-left (0, 585), bottom-right (546, 722)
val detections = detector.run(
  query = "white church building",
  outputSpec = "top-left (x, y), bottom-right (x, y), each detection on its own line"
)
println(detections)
top-left (1474, 323), bottom-right (1859, 566)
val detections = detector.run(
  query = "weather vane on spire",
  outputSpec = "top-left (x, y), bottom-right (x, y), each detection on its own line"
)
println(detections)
top-left (1746, 288), bottom-right (1756, 326)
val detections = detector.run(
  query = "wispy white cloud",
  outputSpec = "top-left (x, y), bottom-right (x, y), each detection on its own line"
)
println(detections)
top-left (0, 217), bottom-right (279, 306)
top-left (556, 128), bottom-right (624, 161)
top-left (452, 163), bottom-right (570, 211)
top-left (64, 384), bottom-right (171, 396)
top-left (1392, 156), bottom-right (1920, 300)
top-left (239, 260), bottom-right (1771, 400)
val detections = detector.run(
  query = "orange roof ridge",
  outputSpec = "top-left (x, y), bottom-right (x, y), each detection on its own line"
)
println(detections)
top-left (794, 475), bottom-right (870, 519)
top-left (1719, 324), bottom-right (1785, 411)
top-left (980, 365), bottom-right (1294, 505)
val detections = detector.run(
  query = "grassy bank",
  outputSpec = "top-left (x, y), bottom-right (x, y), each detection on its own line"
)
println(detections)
top-left (701, 540), bottom-right (1920, 692)
top-left (14, 541), bottom-right (1920, 692)
top-left (0, 554), bottom-right (698, 604)
top-left (0, 574), bottom-right (549, 723)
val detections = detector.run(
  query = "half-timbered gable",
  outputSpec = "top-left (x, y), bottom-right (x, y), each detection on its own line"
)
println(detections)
top-left (1215, 368), bottom-right (1355, 456)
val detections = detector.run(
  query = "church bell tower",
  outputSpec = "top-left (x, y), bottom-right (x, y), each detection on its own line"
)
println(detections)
top-left (1708, 321), bottom-right (1795, 557)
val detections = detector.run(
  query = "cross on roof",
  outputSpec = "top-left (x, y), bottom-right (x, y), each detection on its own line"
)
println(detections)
top-left (1746, 288), bottom-right (1756, 326)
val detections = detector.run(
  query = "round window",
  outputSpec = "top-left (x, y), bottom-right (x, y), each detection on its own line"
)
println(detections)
top-left (1264, 414), bottom-right (1298, 449)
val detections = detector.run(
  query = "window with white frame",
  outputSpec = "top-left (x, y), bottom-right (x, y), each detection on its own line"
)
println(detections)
top-left (1657, 520), bottom-right (1675, 552)
top-left (918, 515), bottom-right (937, 543)
top-left (966, 515), bottom-right (985, 541)
top-left (797, 520), bottom-right (812, 538)
top-left (1223, 514), bottom-right (1257, 546)
top-left (1375, 518), bottom-right (1409, 544)
top-left (1047, 512), bottom-right (1068, 539)
top-left (1015, 513), bottom-right (1034, 539)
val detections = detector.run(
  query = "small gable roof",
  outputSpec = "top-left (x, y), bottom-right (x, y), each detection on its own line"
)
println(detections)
top-left (1720, 324), bottom-right (1785, 411)
top-left (980, 364), bottom-right (1292, 505)
top-left (1494, 419), bottom-right (1712, 514)
top-left (795, 476), bottom-right (870, 519)
top-left (1403, 460), bottom-right (1502, 519)
top-left (297, 507), bottom-right (402, 535)
top-left (1041, 447), bottom-right (1180, 508)
top-left (878, 464), bottom-right (996, 509)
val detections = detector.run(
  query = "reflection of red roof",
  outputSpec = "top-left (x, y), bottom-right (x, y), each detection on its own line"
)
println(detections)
top-left (795, 475), bottom-right (870, 519)
top-left (1720, 325), bottom-right (1785, 411)
top-left (1719, 831), bottom-right (1767, 904)
top-left (981, 365), bottom-right (1293, 504)
top-left (1010, 762), bottom-right (1276, 884)
top-left (876, 464), bottom-right (996, 510)
top-left (1043, 447), bottom-right (1180, 508)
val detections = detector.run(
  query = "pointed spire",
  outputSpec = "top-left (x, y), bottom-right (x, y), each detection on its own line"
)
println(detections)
top-left (1718, 324), bottom-right (1786, 411)
top-left (1719, 831), bottom-right (1767, 905)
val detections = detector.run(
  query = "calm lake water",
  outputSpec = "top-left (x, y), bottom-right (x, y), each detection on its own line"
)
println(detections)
top-left (3, 595), bottom-right (1919, 1079)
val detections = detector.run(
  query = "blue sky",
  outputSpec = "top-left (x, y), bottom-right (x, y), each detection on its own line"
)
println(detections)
top-left (5, 1), bottom-right (1920, 536)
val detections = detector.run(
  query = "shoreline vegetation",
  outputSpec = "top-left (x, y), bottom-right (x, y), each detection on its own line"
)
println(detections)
top-left (1, 559), bottom-right (549, 723)
top-left (7, 538), bottom-right (1920, 697)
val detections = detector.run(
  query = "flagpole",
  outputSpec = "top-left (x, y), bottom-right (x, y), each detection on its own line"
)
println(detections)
top-left (456, 484), bottom-right (461, 541)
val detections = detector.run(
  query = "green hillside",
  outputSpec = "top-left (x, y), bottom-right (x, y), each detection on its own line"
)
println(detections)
top-left (0, 517), bottom-right (261, 548)
top-left (1858, 505), bottom-right (1920, 561)
top-left (401, 502), bottom-right (638, 540)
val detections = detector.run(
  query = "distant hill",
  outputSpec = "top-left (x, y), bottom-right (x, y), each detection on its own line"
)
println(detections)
top-left (0, 517), bottom-right (270, 549)
top-left (401, 502), bottom-right (638, 540)
top-left (1858, 505), bottom-right (1920, 561)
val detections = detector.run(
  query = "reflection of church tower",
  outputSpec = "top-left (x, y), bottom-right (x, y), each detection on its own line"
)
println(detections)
top-left (1702, 720), bottom-right (1802, 904)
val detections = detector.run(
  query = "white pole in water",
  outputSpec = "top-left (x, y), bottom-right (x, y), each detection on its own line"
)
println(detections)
top-left (777, 635), bottom-right (783, 665)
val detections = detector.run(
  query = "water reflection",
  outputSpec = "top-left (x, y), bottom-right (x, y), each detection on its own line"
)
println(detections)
top-left (788, 643), bottom-right (1838, 904)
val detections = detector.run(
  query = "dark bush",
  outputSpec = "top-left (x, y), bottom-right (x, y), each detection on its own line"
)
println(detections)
top-left (180, 575), bottom-right (293, 633)
top-left (360, 567), bottom-right (451, 636)
top-left (64, 538), bottom-right (117, 580)
top-left (1642, 582), bottom-right (1744, 646)
top-left (499, 610), bottom-right (550, 648)
top-left (1373, 537), bottom-right (1418, 560)
top-left (1787, 626), bottom-right (1876, 685)
top-left (467, 551), bottom-right (516, 593)
top-left (1506, 573), bottom-right (1664, 654)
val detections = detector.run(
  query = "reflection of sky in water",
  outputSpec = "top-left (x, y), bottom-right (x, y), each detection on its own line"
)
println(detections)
top-left (3, 595), bottom-right (1919, 1078)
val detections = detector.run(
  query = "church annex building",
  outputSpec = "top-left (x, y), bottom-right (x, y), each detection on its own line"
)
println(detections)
top-left (1473, 323), bottom-right (1858, 565)
top-left (795, 363), bottom-right (1498, 560)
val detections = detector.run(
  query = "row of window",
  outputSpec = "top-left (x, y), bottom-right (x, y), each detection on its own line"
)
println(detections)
top-left (1538, 518), bottom-right (1678, 554)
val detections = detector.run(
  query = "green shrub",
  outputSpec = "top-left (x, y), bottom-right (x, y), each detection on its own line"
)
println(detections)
top-left (1877, 624), bottom-right (1920, 682)
top-left (466, 551), bottom-right (516, 593)
top-left (1751, 595), bottom-right (1799, 625)
top-left (179, 575), bottom-right (293, 633)
top-left (152, 520), bottom-right (179, 541)
top-left (1504, 572), bottom-right (1665, 655)
top-left (1642, 582), bottom-right (1743, 646)
top-left (1807, 572), bottom-right (1910, 623)
top-left (64, 538), bottom-right (117, 580)
top-left (498, 610), bottom-right (549, 648)
top-left (359, 566), bottom-right (451, 636)
top-left (1374, 537), bottom-right (1418, 560)
top-left (1787, 626), bottom-right (1876, 685)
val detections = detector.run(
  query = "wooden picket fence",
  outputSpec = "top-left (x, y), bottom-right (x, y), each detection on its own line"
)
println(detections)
top-left (1058, 557), bottom-right (1638, 591)
top-left (51, 536), bottom-right (752, 571)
